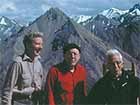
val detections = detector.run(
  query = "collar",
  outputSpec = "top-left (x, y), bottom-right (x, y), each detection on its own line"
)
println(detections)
top-left (22, 53), bottom-right (41, 62)
top-left (55, 61), bottom-right (79, 73)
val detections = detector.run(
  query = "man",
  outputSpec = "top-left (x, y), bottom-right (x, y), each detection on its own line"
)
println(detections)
top-left (45, 43), bottom-right (87, 105)
top-left (2, 32), bottom-right (44, 105)
top-left (88, 49), bottom-right (140, 105)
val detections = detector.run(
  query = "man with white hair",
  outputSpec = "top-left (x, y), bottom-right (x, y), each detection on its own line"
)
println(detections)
top-left (88, 49), bottom-right (140, 105)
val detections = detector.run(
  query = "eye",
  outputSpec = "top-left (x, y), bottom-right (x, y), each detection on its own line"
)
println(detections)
top-left (116, 61), bottom-right (122, 65)
top-left (108, 61), bottom-right (122, 66)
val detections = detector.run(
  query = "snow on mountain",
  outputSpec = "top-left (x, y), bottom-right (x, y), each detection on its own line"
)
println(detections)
top-left (100, 8), bottom-right (128, 19)
top-left (0, 16), bottom-right (21, 40)
top-left (129, 9), bottom-right (140, 16)
top-left (0, 18), bottom-right (7, 25)
top-left (129, 3), bottom-right (140, 16)
top-left (71, 8), bottom-right (129, 26)
top-left (71, 15), bottom-right (92, 23)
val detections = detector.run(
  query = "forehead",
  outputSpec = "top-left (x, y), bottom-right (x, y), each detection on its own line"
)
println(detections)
top-left (32, 37), bottom-right (43, 42)
top-left (110, 54), bottom-right (121, 62)
top-left (67, 48), bottom-right (80, 53)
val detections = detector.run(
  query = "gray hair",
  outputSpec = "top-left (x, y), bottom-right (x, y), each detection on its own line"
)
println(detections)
top-left (106, 49), bottom-right (123, 62)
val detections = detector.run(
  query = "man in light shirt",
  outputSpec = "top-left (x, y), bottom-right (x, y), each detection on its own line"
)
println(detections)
top-left (2, 32), bottom-right (44, 105)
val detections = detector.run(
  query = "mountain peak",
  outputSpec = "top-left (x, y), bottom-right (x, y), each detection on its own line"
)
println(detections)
top-left (0, 16), bottom-right (11, 25)
top-left (71, 15), bottom-right (92, 23)
top-left (0, 16), bottom-right (21, 40)
top-left (44, 7), bottom-right (67, 18)
top-left (132, 3), bottom-right (140, 10)
top-left (0, 16), bottom-right (19, 26)
top-left (129, 3), bottom-right (140, 15)
top-left (100, 8), bottom-right (128, 19)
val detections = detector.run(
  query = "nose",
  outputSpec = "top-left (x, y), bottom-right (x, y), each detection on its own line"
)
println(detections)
top-left (71, 53), bottom-right (74, 58)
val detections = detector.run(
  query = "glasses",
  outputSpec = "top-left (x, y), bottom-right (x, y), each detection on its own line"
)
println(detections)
top-left (108, 61), bottom-right (123, 66)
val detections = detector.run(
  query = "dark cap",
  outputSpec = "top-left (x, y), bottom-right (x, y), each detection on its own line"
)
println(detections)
top-left (63, 43), bottom-right (81, 54)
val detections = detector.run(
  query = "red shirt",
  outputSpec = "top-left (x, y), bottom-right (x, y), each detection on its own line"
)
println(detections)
top-left (45, 62), bottom-right (87, 105)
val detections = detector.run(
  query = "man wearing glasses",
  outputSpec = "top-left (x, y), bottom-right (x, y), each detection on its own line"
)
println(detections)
top-left (88, 49), bottom-right (140, 105)
top-left (45, 43), bottom-right (87, 105)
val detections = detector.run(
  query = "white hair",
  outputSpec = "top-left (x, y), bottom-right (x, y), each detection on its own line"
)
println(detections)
top-left (106, 49), bottom-right (123, 62)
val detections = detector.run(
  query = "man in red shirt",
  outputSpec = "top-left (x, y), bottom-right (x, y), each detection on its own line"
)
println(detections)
top-left (45, 43), bottom-right (87, 105)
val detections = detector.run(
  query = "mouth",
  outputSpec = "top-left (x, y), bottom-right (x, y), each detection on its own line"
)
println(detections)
top-left (71, 59), bottom-right (76, 63)
top-left (34, 50), bottom-right (41, 55)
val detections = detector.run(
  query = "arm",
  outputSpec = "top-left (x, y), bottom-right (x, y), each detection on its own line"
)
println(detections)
top-left (79, 67), bottom-right (87, 104)
top-left (83, 68), bottom-right (87, 97)
top-left (40, 64), bottom-right (45, 90)
top-left (45, 67), bottom-right (57, 105)
top-left (2, 62), bottom-right (21, 105)
top-left (137, 77), bottom-right (140, 105)
top-left (87, 79), bottom-right (106, 104)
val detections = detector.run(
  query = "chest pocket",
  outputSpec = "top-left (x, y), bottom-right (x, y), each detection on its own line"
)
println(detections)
top-left (17, 62), bottom-right (32, 88)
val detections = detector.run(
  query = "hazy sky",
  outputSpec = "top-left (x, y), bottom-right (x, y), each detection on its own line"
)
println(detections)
top-left (0, 0), bottom-right (139, 25)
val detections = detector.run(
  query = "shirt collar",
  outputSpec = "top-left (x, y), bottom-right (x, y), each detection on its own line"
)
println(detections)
top-left (59, 61), bottom-right (79, 72)
top-left (22, 53), bottom-right (41, 62)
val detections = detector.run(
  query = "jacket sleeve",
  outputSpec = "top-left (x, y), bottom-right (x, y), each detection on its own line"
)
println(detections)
top-left (83, 67), bottom-right (87, 97)
top-left (138, 78), bottom-right (140, 105)
top-left (1, 62), bottom-right (21, 105)
top-left (45, 67), bottom-right (57, 105)
top-left (40, 63), bottom-right (44, 90)
top-left (137, 77), bottom-right (140, 97)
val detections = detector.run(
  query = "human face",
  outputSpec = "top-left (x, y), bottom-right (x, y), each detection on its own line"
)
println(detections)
top-left (64, 48), bottom-right (80, 67)
top-left (107, 54), bottom-right (123, 77)
top-left (31, 37), bottom-right (43, 57)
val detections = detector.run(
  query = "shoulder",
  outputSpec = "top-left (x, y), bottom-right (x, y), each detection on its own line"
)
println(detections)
top-left (89, 77), bottom-right (108, 95)
top-left (123, 70), bottom-right (139, 81)
top-left (48, 65), bottom-right (59, 74)
top-left (6, 57), bottom-right (22, 74)
top-left (77, 64), bottom-right (86, 71)
top-left (13, 55), bottom-right (23, 63)
top-left (46, 65), bottom-right (60, 80)
top-left (129, 75), bottom-right (140, 83)
top-left (9, 55), bottom-right (23, 68)
top-left (95, 73), bottom-right (112, 87)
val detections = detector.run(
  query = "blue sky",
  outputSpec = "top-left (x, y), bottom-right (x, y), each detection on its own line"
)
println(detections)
top-left (0, 0), bottom-right (139, 25)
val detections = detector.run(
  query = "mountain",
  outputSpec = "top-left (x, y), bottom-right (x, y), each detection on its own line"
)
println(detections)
top-left (100, 8), bottom-right (128, 19)
top-left (71, 8), bottom-right (128, 25)
top-left (0, 8), bottom-right (139, 94)
top-left (74, 4), bottom-right (140, 61)
top-left (70, 15), bottom-right (92, 24)
top-left (129, 3), bottom-right (140, 15)
top-left (0, 16), bottom-right (22, 41)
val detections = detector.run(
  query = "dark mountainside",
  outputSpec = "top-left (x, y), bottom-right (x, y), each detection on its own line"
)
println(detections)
top-left (0, 8), bottom-right (139, 96)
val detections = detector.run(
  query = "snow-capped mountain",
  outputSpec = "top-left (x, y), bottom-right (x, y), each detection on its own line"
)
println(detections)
top-left (70, 15), bottom-right (92, 23)
top-left (71, 8), bottom-right (128, 26)
top-left (75, 4), bottom-right (140, 61)
top-left (73, 4), bottom-right (140, 31)
top-left (129, 3), bottom-right (140, 16)
top-left (0, 16), bottom-right (21, 40)
top-left (100, 8), bottom-right (128, 19)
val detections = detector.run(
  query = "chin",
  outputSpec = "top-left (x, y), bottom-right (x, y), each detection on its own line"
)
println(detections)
top-left (71, 63), bottom-right (77, 67)
top-left (34, 53), bottom-right (40, 56)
